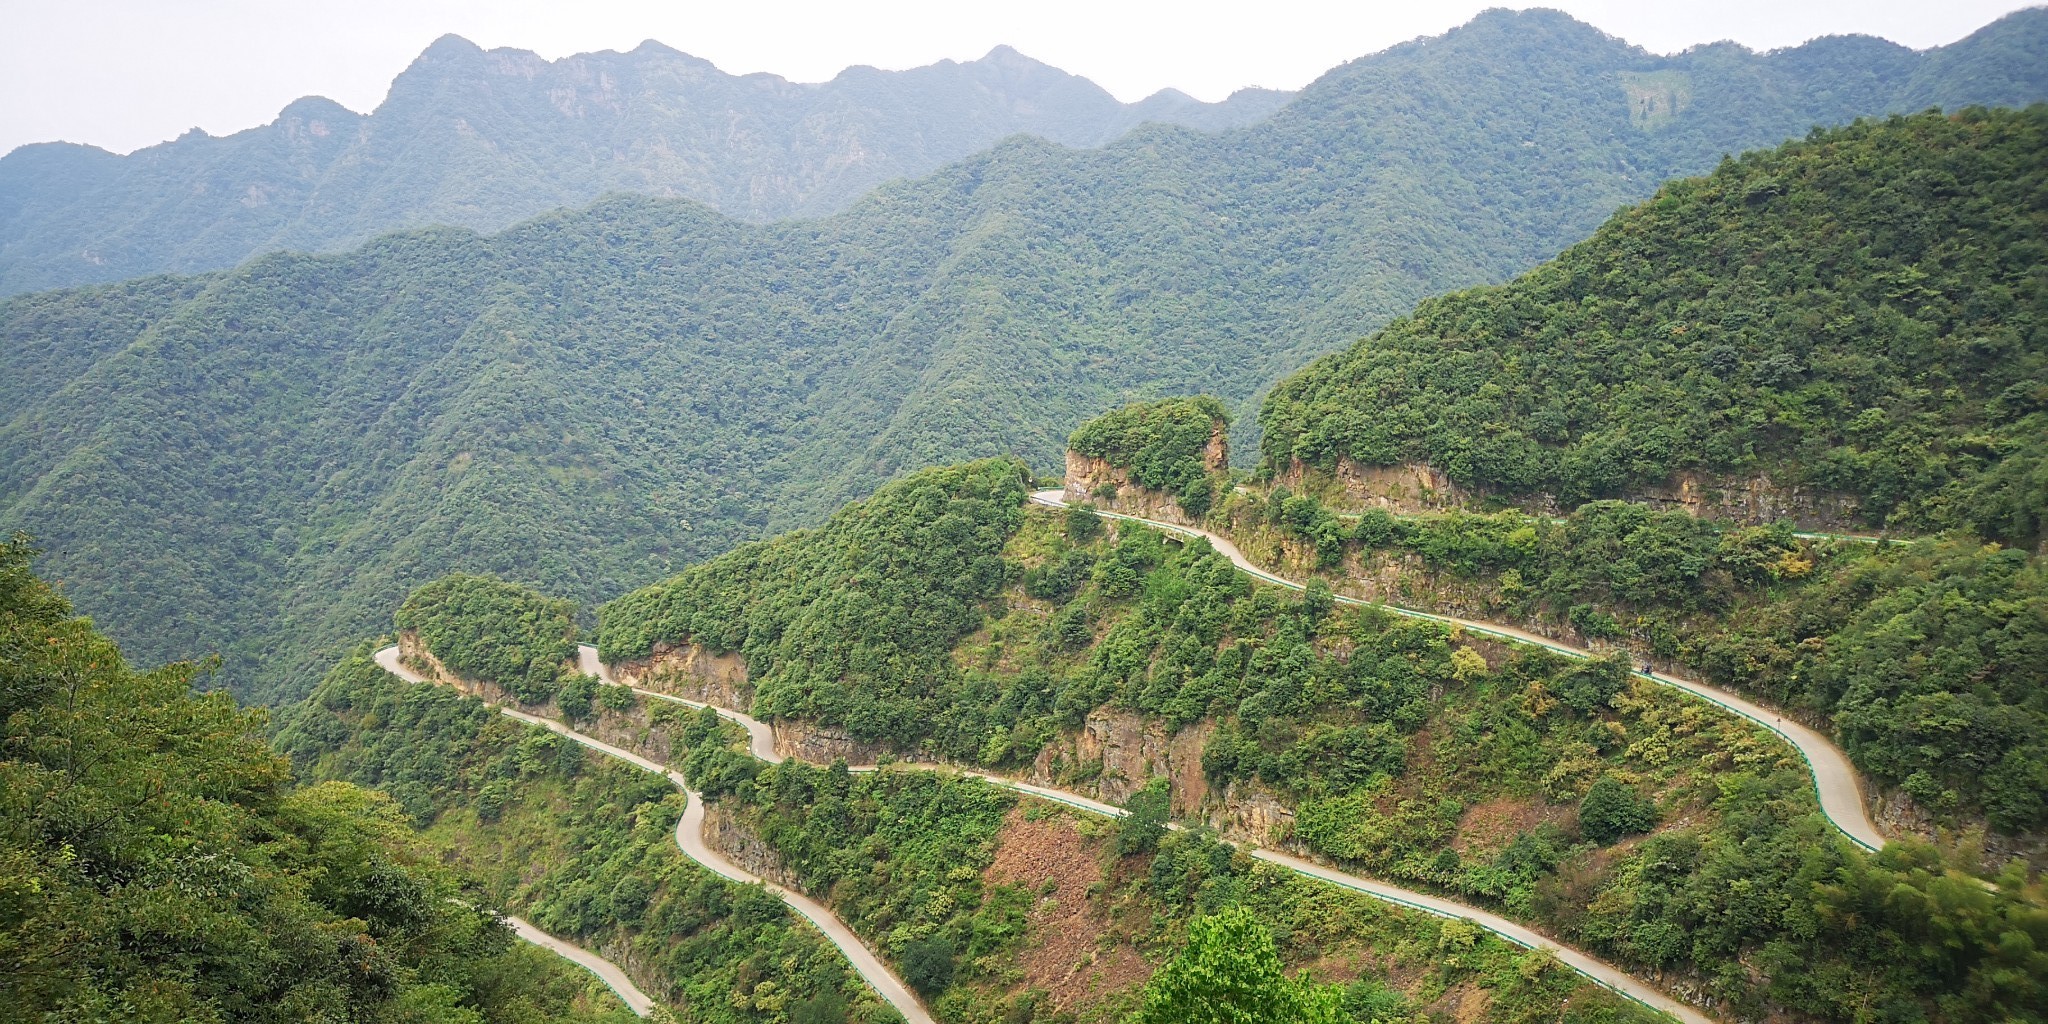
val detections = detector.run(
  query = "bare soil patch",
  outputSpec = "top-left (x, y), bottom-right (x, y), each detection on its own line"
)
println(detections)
top-left (983, 807), bottom-right (1151, 1013)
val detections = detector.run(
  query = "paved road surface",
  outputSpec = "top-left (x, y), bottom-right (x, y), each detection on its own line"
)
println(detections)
top-left (506, 915), bottom-right (656, 1017)
top-left (377, 646), bottom-right (934, 1024)
top-left (1031, 489), bottom-right (1886, 853)
top-left (364, 480), bottom-right (1903, 1024)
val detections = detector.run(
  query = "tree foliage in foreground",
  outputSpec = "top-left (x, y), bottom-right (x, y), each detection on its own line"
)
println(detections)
top-left (0, 534), bottom-right (632, 1022)
top-left (1130, 908), bottom-right (1347, 1024)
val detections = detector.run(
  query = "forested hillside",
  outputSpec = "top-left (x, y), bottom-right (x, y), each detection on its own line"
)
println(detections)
top-left (7, 9), bottom-right (2048, 703)
top-left (591, 465), bottom-right (2047, 1022)
top-left (0, 536), bottom-right (636, 1022)
top-left (1260, 107), bottom-right (2048, 543)
top-left (0, 37), bottom-right (1290, 295)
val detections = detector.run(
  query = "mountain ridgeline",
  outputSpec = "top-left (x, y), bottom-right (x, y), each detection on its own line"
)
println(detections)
top-left (5, 9), bottom-right (2048, 705)
top-left (0, 37), bottom-right (1291, 295)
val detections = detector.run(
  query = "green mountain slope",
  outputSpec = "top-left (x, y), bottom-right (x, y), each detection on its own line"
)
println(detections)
top-left (6, 10), bottom-right (2047, 703)
top-left (1258, 106), bottom-right (2048, 543)
top-left (273, 646), bottom-right (892, 1023)
top-left (0, 37), bottom-right (1291, 295)
top-left (588, 463), bottom-right (2046, 1022)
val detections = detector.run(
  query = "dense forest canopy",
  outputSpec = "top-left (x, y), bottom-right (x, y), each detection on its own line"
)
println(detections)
top-left (8, 10), bottom-right (2048, 703)
top-left (599, 459), bottom-right (1030, 741)
top-left (1260, 107), bottom-right (2048, 543)
top-left (0, 37), bottom-right (1291, 295)
top-left (0, 536), bottom-right (633, 1022)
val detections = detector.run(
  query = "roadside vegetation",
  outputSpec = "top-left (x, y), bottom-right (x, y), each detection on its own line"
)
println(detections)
top-left (1221, 489), bottom-right (2048, 833)
top-left (275, 646), bottom-right (893, 1024)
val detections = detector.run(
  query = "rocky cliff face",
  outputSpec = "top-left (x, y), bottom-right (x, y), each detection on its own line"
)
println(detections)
top-left (396, 630), bottom-right (489, 697)
top-left (1024, 707), bottom-right (1301, 846)
top-left (608, 641), bottom-right (752, 709)
top-left (1274, 458), bottom-right (1475, 515)
top-left (1278, 456), bottom-right (1863, 531)
top-left (1630, 470), bottom-right (1863, 531)
top-left (702, 804), bottom-right (804, 889)
top-left (771, 722), bottom-right (895, 767)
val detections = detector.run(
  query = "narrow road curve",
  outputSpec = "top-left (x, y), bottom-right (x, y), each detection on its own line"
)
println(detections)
top-left (506, 915), bottom-right (656, 1017)
top-left (1032, 489), bottom-right (1887, 853)
top-left (375, 646), bottom-right (934, 1024)
top-left (572, 645), bottom-right (1712, 1024)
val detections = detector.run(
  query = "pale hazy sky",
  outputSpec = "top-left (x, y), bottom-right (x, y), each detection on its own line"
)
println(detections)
top-left (2, 0), bottom-right (2039, 156)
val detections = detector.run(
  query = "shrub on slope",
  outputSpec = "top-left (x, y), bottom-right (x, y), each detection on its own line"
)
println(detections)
top-left (0, 536), bottom-right (630, 1021)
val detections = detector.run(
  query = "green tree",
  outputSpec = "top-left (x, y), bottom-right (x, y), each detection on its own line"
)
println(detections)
top-left (1117, 777), bottom-right (1173, 855)
top-left (1130, 908), bottom-right (1347, 1024)
top-left (899, 935), bottom-right (956, 995)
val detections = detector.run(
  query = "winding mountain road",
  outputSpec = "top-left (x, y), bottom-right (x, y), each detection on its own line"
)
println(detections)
top-left (1031, 488), bottom-right (1887, 853)
top-left (359, 483), bottom-right (1905, 1024)
top-left (375, 646), bottom-right (934, 1024)
top-left (383, 639), bottom-right (1715, 1023)
top-left (561, 644), bottom-right (1711, 1024)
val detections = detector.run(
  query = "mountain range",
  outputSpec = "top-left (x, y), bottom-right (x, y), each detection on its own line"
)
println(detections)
top-left (4, 8), bottom-right (2046, 702)
top-left (0, 36), bottom-right (1290, 295)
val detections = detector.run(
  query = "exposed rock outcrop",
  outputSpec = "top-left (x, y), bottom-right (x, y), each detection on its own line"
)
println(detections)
top-left (608, 641), bottom-right (752, 709)
top-left (396, 630), bottom-right (490, 697)
top-left (771, 720), bottom-right (895, 766)
top-left (701, 804), bottom-right (804, 890)
top-left (1277, 456), bottom-right (1864, 531)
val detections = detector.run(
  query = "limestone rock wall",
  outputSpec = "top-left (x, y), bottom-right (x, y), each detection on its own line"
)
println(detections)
top-left (607, 641), bottom-right (752, 709)
top-left (1274, 457), bottom-right (1475, 514)
top-left (771, 720), bottom-right (896, 766)
top-left (1278, 456), bottom-right (1864, 532)
top-left (701, 804), bottom-right (804, 890)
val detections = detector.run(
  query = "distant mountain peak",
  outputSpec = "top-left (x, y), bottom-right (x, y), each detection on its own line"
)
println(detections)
top-left (422, 32), bottom-right (484, 57)
top-left (277, 95), bottom-right (360, 123)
